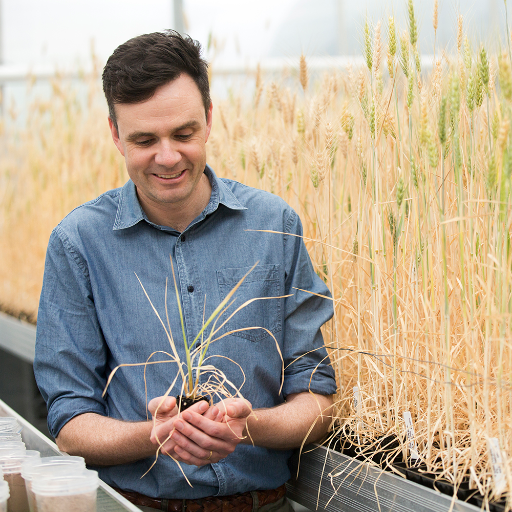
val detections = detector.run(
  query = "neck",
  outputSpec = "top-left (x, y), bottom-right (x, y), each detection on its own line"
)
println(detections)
top-left (139, 174), bottom-right (212, 232)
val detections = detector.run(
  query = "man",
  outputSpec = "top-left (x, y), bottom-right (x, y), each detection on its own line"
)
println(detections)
top-left (34, 30), bottom-right (336, 512)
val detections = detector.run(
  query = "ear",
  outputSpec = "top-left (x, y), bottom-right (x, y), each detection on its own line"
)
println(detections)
top-left (205, 102), bottom-right (213, 143)
top-left (108, 117), bottom-right (125, 157)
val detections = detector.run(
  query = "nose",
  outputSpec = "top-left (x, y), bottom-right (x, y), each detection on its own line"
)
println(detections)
top-left (154, 140), bottom-right (181, 167)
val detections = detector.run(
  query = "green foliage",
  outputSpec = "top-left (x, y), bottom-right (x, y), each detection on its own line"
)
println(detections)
top-left (387, 207), bottom-right (398, 248)
top-left (361, 161), bottom-right (367, 185)
top-left (499, 52), bottom-right (512, 102)
top-left (388, 16), bottom-right (397, 57)
top-left (467, 73), bottom-right (476, 112)
top-left (476, 70), bottom-right (485, 107)
top-left (438, 96), bottom-right (448, 145)
top-left (240, 147), bottom-right (246, 170)
top-left (407, 0), bottom-right (418, 47)
top-left (411, 158), bottom-right (419, 189)
top-left (464, 37), bottom-right (472, 70)
top-left (396, 177), bottom-right (405, 209)
top-left (427, 131), bottom-right (439, 168)
top-left (407, 76), bottom-right (414, 109)
top-left (297, 109), bottom-right (305, 136)
top-left (364, 20), bottom-right (373, 72)
top-left (342, 112), bottom-right (355, 140)
top-left (479, 47), bottom-right (490, 93)
top-left (492, 112), bottom-right (500, 141)
top-left (370, 99), bottom-right (376, 139)
top-left (400, 32), bottom-right (409, 78)
top-left (487, 153), bottom-right (497, 193)
top-left (352, 237), bottom-right (359, 256)
top-left (310, 164), bottom-right (320, 188)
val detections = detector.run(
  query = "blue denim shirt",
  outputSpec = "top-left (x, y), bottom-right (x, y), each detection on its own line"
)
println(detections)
top-left (34, 165), bottom-right (336, 499)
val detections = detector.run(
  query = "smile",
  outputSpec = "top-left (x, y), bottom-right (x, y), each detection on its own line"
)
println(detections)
top-left (155, 171), bottom-right (184, 179)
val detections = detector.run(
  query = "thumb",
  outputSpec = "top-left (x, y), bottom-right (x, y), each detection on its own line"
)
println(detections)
top-left (149, 396), bottom-right (176, 416)
top-left (226, 399), bottom-right (252, 419)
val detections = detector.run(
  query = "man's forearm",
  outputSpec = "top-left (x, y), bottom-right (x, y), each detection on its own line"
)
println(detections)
top-left (242, 392), bottom-right (333, 450)
top-left (56, 413), bottom-right (155, 465)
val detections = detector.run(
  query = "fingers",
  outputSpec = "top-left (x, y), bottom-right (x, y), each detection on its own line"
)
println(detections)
top-left (224, 398), bottom-right (252, 419)
top-left (177, 410), bottom-right (246, 449)
top-left (169, 417), bottom-right (233, 464)
top-left (203, 404), bottom-right (226, 422)
top-left (156, 419), bottom-right (212, 464)
top-left (171, 431), bottom-right (220, 466)
top-left (148, 396), bottom-right (176, 418)
top-left (149, 397), bottom-right (246, 466)
top-left (150, 399), bottom-right (210, 448)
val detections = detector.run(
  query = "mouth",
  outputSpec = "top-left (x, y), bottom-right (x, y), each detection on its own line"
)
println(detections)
top-left (154, 170), bottom-right (184, 180)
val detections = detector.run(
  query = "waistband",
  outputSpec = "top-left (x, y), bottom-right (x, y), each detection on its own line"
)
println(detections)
top-left (113, 483), bottom-right (287, 512)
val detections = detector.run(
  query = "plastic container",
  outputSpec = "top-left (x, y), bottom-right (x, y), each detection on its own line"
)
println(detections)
top-left (32, 469), bottom-right (98, 512)
top-left (0, 478), bottom-right (9, 512)
top-left (0, 449), bottom-right (40, 512)
top-left (0, 418), bottom-right (22, 434)
top-left (22, 456), bottom-right (86, 512)
top-left (0, 441), bottom-right (26, 451)
top-left (0, 433), bottom-right (22, 443)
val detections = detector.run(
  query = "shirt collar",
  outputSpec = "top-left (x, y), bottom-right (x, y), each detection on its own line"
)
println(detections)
top-left (113, 165), bottom-right (246, 231)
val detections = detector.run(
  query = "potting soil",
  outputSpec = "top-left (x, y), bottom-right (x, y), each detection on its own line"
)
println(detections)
top-left (5, 472), bottom-right (29, 512)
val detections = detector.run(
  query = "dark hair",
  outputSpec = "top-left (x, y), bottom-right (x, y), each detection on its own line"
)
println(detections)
top-left (102, 30), bottom-right (211, 129)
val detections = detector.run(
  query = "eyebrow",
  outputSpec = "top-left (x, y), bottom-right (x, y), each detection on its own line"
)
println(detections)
top-left (125, 121), bottom-right (201, 143)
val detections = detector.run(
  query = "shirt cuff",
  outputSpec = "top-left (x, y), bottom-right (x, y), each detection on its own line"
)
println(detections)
top-left (47, 397), bottom-right (106, 438)
top-left (282, 365), bottom-right (337, 398)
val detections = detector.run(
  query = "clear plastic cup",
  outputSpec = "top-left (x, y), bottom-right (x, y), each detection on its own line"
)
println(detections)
top-left (0, 449), bottom-right (40, 512)
top-left (0, 418), bottom-right (22, 434)
top-left (0, 441), bottom-right (26, 451)
top-left (22, 456), bottom-right (86, 512)
top-left (32, 469), bottom-right (98, 512)
top-left (0, 448), bottom-right (26, 467)
top-left (0, 433), bottom-right (22, 443)
top-left (0, 478), bottom-right (9, 512)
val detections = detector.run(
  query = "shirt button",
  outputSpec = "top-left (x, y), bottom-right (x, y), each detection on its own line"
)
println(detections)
top-left (187, 285), bottom-right (194, 293)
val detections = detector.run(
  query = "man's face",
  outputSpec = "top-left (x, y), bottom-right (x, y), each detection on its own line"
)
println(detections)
top-left (109, 74), bottom-right (212, 219)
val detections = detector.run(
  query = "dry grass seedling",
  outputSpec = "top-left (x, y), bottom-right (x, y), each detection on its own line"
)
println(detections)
top-left (103, 258), bottom-right (286, 483)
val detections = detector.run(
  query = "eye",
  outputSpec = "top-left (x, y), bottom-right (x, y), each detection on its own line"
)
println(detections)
top-left (136, 139), bottom-right (154, 147)
top-left (175, 132), bottom-right (193, 141)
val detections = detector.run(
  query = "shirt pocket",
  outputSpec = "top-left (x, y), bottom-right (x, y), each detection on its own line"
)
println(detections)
top-left (216, 264), bottom-right (282, 342)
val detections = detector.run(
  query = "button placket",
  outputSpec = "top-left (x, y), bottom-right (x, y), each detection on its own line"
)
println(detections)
top-left (175, 232), bottom-right (204, 394)
top-left (174, 239), bottom-right (195, 350)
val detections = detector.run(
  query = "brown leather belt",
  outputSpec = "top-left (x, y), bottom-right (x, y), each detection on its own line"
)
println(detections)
top-left (113, 484), bottom-right (287, 512)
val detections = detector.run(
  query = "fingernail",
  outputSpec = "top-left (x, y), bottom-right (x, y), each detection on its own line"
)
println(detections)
top-left (175, 420), bottom-right (184, 430)
top-left (199, 401), bottom-right (208, 413)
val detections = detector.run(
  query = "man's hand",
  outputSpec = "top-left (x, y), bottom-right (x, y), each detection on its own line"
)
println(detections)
top-left (148, 396), bottom-right (217, 460)
top-left (148, 396), bottom-right (252, 466)
top-left (149, 396), bottom-right (221, 442)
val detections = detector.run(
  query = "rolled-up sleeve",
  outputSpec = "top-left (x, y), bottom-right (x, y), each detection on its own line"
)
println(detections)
top-left (281, 209), bottom-right (337, 398)
top-left (34, 226), bottom-right (108, 438)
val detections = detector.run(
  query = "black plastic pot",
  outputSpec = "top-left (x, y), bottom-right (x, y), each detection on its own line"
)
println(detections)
top-left (333, 429), bottom-right (503, 510)
top-left (175, 395), bottom-right (208, 411)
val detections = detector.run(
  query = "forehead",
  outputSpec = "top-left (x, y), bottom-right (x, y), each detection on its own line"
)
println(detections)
top-left (114, 74), bottom-right (206, 132)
